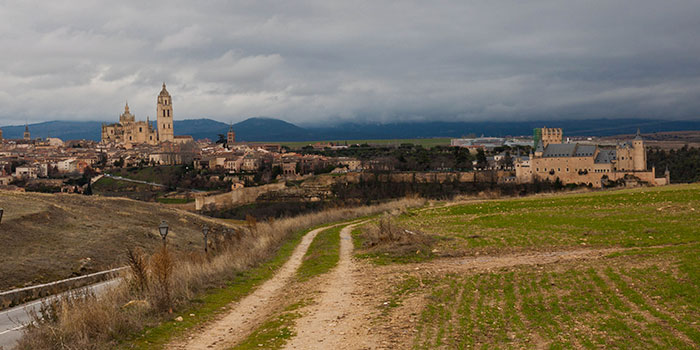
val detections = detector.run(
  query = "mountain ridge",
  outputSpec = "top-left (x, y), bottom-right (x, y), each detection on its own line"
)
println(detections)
top-left (2, 117), bottom-right (700, 142)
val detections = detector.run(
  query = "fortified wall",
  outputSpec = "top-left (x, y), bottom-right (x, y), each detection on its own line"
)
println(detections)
top-left (195, 171), bottom-right (514, 210)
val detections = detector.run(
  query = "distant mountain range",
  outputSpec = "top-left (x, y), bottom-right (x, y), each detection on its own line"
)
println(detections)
top-left (2, 117), bottom-right (700, 142)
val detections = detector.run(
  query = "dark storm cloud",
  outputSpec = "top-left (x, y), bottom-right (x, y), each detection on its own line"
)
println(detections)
top-left (1, 0), bottom-right (699, 125)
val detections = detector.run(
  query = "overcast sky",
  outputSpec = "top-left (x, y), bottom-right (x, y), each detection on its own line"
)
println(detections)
top-left (1, 0), bottom-right (700, 126)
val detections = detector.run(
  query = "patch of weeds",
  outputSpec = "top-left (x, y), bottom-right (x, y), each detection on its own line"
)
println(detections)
top-left (297, 226), bottom-right (342, 281)
top-left (354, 216), bottom-right (436, 265)
top-left (122, 227), bottom-right (311, 349)
top-left (231, 299), bottom-right (311, 350)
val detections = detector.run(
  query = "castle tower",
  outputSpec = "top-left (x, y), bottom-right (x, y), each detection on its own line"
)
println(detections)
top-left (540, 126), bottom-right (563, 147)
top-left (23, 124), bottom-right (30, 140)
top-left (157, 83), bottom-right (174, 142)
top-left (632, 128), bottom-right (646, 171)
top-left (227, 124), bottom-right (236, 147)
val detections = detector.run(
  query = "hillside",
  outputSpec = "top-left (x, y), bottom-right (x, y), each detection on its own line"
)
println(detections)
top-left (0, 191), bottom-right (238, 291)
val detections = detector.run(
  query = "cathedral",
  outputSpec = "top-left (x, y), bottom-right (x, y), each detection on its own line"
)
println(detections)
top-left (101, 83), bottom-right (175, 145)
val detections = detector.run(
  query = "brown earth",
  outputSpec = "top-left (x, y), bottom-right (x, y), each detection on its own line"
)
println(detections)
top-left (0, 191), bottom-right (240, 291)
top-left (168, 219), bottom-right (672, 349)
top-left (169, 224), bottom-right (349, 350)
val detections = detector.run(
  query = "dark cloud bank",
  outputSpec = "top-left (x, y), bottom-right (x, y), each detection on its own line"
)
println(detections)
top-left (1, 1), bottom-right (700, 126)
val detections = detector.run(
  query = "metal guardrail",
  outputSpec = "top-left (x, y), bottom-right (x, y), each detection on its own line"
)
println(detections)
top-left (0, 266), bottom-right (127, 310)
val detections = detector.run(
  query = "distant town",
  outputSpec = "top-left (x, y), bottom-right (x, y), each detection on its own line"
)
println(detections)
top-left (0, 84), bottom-right (681, 202)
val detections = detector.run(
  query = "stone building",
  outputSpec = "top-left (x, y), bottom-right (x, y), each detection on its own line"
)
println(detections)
top-left (156, 83), bottom-right (174, 142)
top-left (227, 125), bottom-right (236, 147)
top-left (101, 83), bottom-right (175, 145)
top-left (515, 128), bottom-right (667, 187)
top-left (534, 126), bottom-right (563, 147)
top-left (23, 124), bottom-right (30, 140)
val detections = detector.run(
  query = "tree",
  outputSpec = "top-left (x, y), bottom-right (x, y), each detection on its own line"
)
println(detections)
top-left (216, 134), bottom-right (227, 147)
top-left (476, 149), bottom-right (488, 169)
top-left (498, 151), bottom-right (513, 169)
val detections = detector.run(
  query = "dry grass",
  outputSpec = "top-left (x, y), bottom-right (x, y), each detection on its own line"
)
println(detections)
top-left (0, 191), bottom-right (243, 292)
top-left (16, 198), bottom-right (423, 350)
top-left (355, 216), bottom-right (436, 263)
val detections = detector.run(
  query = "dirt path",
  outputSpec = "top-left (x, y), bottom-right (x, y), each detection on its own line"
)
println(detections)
top-left (283, 222), bottom-right (380, 350)
top-left (169, 224), bottom-right (344, 350)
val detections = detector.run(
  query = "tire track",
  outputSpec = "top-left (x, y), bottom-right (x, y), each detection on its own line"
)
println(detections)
top-left (169, 224), bottom-right (342, 350)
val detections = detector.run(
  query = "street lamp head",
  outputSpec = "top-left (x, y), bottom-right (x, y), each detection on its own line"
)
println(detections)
top-left (202, 225), bottom-right (209, 237)
top-left (158, 220), bottom-right (169, 240)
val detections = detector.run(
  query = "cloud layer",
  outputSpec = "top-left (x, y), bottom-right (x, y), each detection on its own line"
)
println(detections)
top-left (1, 0), bottom-right (700, 126)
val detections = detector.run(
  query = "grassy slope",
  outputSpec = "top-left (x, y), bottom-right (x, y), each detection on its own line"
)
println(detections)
top-left (397, 184), bottom-right (700, 254)
top-left (0, 191), bottom-right (231, 291)
top-left (121, 226), bottom-right (312, 349)
top-left (379, 184), bottom-right (700, 349)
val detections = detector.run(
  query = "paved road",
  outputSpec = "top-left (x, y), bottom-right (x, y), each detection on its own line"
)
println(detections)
top-left (0, 279), bottom-right (120, 349)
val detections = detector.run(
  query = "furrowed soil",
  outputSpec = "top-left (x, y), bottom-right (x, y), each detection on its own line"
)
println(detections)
top-left (143, 184), bottom-right (700, 348)
top-left (0, 191), bottom-right (239, 291)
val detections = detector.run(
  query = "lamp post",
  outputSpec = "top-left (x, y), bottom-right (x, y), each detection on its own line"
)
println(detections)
top-left (0, 208), bottom-right (4, 225)
top-left (202, 225), bottom-right (209, 254)
top-left (158, 220), bottom-right (169, 248)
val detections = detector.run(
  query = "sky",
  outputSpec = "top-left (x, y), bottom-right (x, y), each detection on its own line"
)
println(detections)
top-left (1, 0), bottom-right (700, 126)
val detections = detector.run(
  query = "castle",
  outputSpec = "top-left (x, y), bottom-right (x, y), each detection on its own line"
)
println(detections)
top-left (101, 83), bottom-right (175, 145)
top-left (515, 127), bottom-right (669, 187)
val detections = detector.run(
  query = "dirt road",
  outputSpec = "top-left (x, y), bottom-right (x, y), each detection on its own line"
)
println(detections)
top-left (282, 222), bottom-right (378, 350)
top-left (170, 224), bottom-right (344, 350)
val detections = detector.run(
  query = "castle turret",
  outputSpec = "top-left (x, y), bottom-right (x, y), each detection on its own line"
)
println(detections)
top-left (157, 83), bottom-right (174, 142)
top-left (534, 140), bottom-right (544, 158)
top-left (632, 128), bottom-right (646, 171)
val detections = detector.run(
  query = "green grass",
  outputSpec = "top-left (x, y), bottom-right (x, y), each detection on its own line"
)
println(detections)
top-left (156, 197), bottom-right (194, 204)
top-left (383, 183), bottom-right (700, 349)
top-left (296, 226), bottom-right (342, 281)
top-left (411, 246), bottom-right (700, 349)
top-left (252, 137), bottom-right (451, 149)
top-left (230, 300), bottom-right (310, 350)
top-left (398, 184), bottom-right (700, 254)
top-left (121, 226), bottom-right (312, 349)
top-left (109, 166), bottom-right (182, 185)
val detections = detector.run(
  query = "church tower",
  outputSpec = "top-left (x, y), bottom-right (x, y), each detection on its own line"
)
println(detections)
top-left (157, 83), bottom-right (174, 142)
top-left (227, 124), bottom-right (236, 147)
top-left (632, 128), bottom-right (646, 171)
top-left (23, 124), bottom-right (30, 140)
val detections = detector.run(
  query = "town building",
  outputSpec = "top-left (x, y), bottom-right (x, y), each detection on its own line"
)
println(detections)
top-left (23, 124), bottom-right (30, 140)
top-left (515, 128), bottom-right (668, 187)
top-left (227, 125), bottom-right (236, 147)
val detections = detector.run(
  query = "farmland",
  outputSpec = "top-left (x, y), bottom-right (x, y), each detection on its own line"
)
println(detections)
top-left (355, 184), bottom-right (700, 349)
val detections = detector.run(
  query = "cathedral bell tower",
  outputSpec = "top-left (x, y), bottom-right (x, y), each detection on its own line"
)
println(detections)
top-left (157, 83), bottom-right (174, 142)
